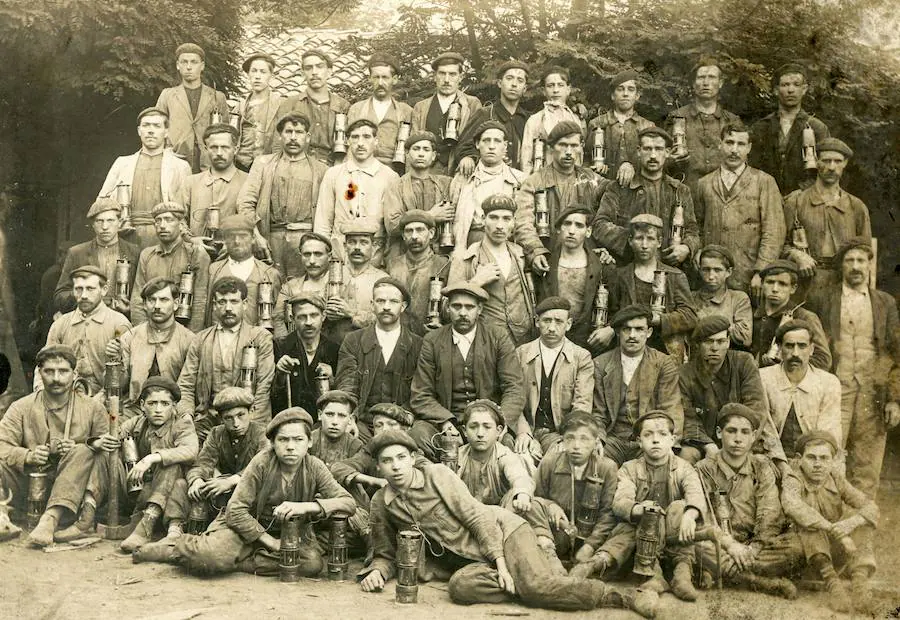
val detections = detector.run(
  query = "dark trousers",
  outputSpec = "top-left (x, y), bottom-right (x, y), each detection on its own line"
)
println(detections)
top-left (88, 454), bottom-right (189, 524)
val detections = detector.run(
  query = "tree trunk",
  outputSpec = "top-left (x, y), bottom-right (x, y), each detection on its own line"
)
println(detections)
top-left (460, 0), bottom-right (483, 71)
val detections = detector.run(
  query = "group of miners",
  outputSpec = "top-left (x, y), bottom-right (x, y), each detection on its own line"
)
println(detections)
top-left (0, 41), bottom-right (894, 618)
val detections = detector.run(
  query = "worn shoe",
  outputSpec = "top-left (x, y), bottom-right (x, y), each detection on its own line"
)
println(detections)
top-left (163, 520), bottom-right (184, 542)
top-left (132, 539), bottom-right (177, 564)
top-left (670, 562), bottom-right (698, 601)
top-left (120, 513), bottom-right (156, 553)
top-left (55, 502), bottom-right (96, 543)
top-left (26, 512), bottom-right (58, 547)
top-left (734, 572), bottom-right (798, 600)
top-left (824, 576), bottom-right (850, 613)
top-left (601, 586), bottom-right (658, 619)
top-left (849, 571), bottom-right (874, 614)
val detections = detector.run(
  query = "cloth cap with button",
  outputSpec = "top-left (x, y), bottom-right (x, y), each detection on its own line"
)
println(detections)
top-left (70, 264), bottom-right (108, 283)
top-left (317, 389), bottom-right (359, 411)
top-left (301, 48), bottom-right (333, 68)
top-left (692, 314), bottom-right (731, 342)
top-left (340, 219), bottom-right (379, 237)
top-left (431, 51), bottom-right (465, 70)
top-left (242, 53), bottom-right (276, 72)
top-left (139, 376), bottom-right (181, 402)
top-left (795, 429), bottom-right (838, 456)
top-left (816, 137), bottom-right (853, 160)
top-left (698, 244), bottom-right (735, 269)
top-left (773, 63), bottom-right (807, 82)
top-left (137, 107), bottom-right (168, 124)
top-left (610, 69), bottom-right (641, 89)
top-left (638, 126), bottom-right (673, 147)
top-left (406, 131), bottom-right (439, 151)
top-left (716, 402), bottom-right (761, 430)
top-left (87, 197), bottom-right (122, 219)
top-left (441, 281), bottom-right (489, 302)
top-left (554, 204), bottom-right (593, 228)
top-left (219, 214), bottom-right (255, 233)
top-left (629, 213), bottom-right (664, 229)
top-left (367, 403), bottom-right (415, 428)
top-left (368, 429), bottom-right (419, 458)
top-left (373, 276), bottom-right (411, 305)
top-left (833, 236), bottom-right (873, 267)
top-left (151, 201), bottom-right (186, 218)
top-left (398, 209), bottom-right (436, 230)
top-left (289, 292), bottom-right (326, 312)
top-left (534, 296), bottom-right (571, 316)
top-left (266, 407), bottom-right (315, 440)
top-left (175, 43), bottom-right (205, 60)
top-left (611, 304), bottom-right (653, 329)
top-left (496, 60), bottom-right (530, 79)
top-left (299, 231), bottom-right (332, 252)
top-left (546, 120), bottom-right (584, 146)
top-left (759, 259), bottom-right (798, 279)
top-left (632, 409), bottom-right (676, 437)
top-left (481, 193), bottom-right (517, 215)
top-left (473, 120), bottom-right (508, 143)
top-left (368, 53), bottom-right (400, 73)
top-left (213, 386), bottom-right (254, 411)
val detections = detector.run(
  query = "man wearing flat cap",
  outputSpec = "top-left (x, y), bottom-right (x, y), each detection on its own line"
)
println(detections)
top-left (237, 110), bottom-right (328, 274)
top-left (348, 54), bottom-right (414, 166)
top-left (54, 197), bottom-right (140, 315)
top-left (385, 209), bottom-right (450, 327)
top-left (272, 291), bottom-right (339, 417)
top-left (515, 297), bottom-right (593, 453)
top-left (693, 244), bottom-right (753, 348)
top-left (155, 43), bottom-right (229, 174)
top-left (235, 53), bottom-right (283, 171)
top-left (695, 121), bottom-right (786, 294)
top-left (806, 237), bottom-right (900, 498)
top-left (412, 52), bottom-right (483, 175)
top-left (752, 259), bottom-right (831, 371)
top-left (454, 61), bottom-right (531, 176)
top-left (593, 127), bottom-right (699, 268)
top-left (409, 282), bottom-right (527, 461)
top-left (97, 107), bottom-right (192, 249)
top-left (515, 121), bottom-right (613, 268)
top-left (0, 344), bottom-right (110, 546)
top-left (205, 214), bottom-right (283, 330)
top-left (275, 49), bottom-right (350, 166)
top-left (678, 314), bottom-right (767, 464)
top-left (451, 121), bottom-right (527, 255)
top-left (586, 69), bottom-right (655, 185)
top-left (450, 194), bottom-right (535, 345)
top-left (782, 137), bottom-right (871, 294)
top-left (593, 304), bottom-right (683, 465)
top-left (131, 201), bottom-right (211, 331)
top-left (382, 131), bottom-right (454, 258)
top-left (44, 265), bottom-right (132, 396)
top-left (520, 66), bottom-right (586, 176)
top-left (750, 63), bottom-right (830, 194)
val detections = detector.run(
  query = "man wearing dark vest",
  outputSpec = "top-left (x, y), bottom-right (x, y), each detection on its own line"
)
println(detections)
top-left (409, 282), bottom-right (526, 461)
top-left (336, 278), bottom-right (423, 444)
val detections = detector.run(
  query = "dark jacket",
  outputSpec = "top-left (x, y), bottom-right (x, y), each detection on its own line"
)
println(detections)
top-left (536, 243), bottom-right (606, 348)
top-left (54, 238), bottom-right (140, 313)
top-left (750, 109), bottom-right (829, 195)
top-left (271, 333), bottom-right (340, 418)
top-left (186, 421), bottom-right (268, 486)
top-left (453, 101), bottom-right (531, 174)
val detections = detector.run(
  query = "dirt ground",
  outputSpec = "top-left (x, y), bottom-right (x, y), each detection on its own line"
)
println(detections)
top-left (2, 488), bottom-right (899, 620)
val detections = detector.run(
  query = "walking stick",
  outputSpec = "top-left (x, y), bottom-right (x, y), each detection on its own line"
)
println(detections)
top-left (282, 368), bottom-right (293, 409)
top-left (697, 471), bottom-right (724, 591)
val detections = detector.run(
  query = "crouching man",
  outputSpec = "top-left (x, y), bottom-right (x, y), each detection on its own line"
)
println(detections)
top-left (358, 430), bottom-right (658, 618)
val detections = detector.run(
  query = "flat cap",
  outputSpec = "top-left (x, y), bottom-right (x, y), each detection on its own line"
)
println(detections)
top-left (87, 197), bottom-right (121, 219)
top-left (441, 281), bottom-right (489, 301)
top-left (137, 107), bottom-right (168, 123)
top-left (481, 193), bottom-right (517, 215)
top-left (547, 121), bottom-right (583, 145)
top-left (373, 276), bottom-right (411, 304)
top-left (368, 53), bottom-right (400, 73)
top-left (299, 231), bottom-right (332, 252)
top-left (473, 120), bottom-right (508, 143)
top-left (611, 304), bottom-right (653, 329)
top-left (35, 344), bottom-right (77, 368)
top-left (301, 48), bottom-right (333, 68)
top-left (219, 214), bottom-right (255, 233)
top-left (139, 376), bottom-right (181, 402)
top-left (340, 219), bottom-right (379, 237)
top-left (698, 244), bottom-right (735, 269)
top-left (795, 430), bottom-right (838, 455)
top-left (289, 292), bottom-right (326, 311)
top-left (266, 407), bottom-right (315, 440)
top-left (816, 137), bottom-right (853, 159)
top-left (534, 296), bottom-right (571, 315)
top-left (691, 314), bottom-right (732, 342)
top-left (316, 389), bottom-right (359, 411)
top-left (398, 209), bottom-right (436, 230)
top-left (632, 410), bottom-right (676, 436)
top-left (70, 264), bottom-right (107, 283)
top-left (406, 131), bottom-right (439, 150)
top-left (175, 43), bottom-right (205, 60)
top-left (431, 51), bottom-right (465, 70)
top-left (629, 213), bottom-right (664, 229)
top-left (367, 403), bottom-right (415, 427)
top-left (759, 259), bottom-right (798, 278)
top-left (775, 319), bottom-right (813, 344)
top-left (773, 63), bottom-right (807, 81)
top-left (140, 276), bottom-right (177, 300)
top-left (833, 236), bottom-right (873, 267)
top-left (638, 126), bottom-right (673, 147)
top-left (368, 429), bottom-right (419, 458)
top-left (151, 201), bottom-right (186, 217)
top-left (717, 402), bottom-right (761, 430)
top-left (611, 69), bottom-right (641, 89)
top-left (213, 386), bottom-right (254, 411)
top-left (496, 60), bottom-right (530, 78)
top-left (242, 52), bottom-right (276, 72)
top-left (554, 204), bottom-right (593, 228)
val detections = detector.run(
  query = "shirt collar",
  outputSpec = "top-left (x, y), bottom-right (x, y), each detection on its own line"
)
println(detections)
top-left (842, 283), bottom-right (868, 297)
top-left (720, 163), bottom-right (746, 178)
top-left (204, 166), bottom-right (238, 185)
top-left (73, 302), bottom-right (108, 324)
top-left (714, 451), bottom-right (754, 480)
top-left (383, 467), bottom-right (425, 505)
top-left (620, 350), bottom-right (644, 366)
top-left (698, 287), bottom-right (728, 305)
top-left (346, 159), bottom-right (381, 177)
top-left (146, 321), bottom-right (177, 345)
top-left (688, 102), bottom-right (722, 119)
top-left (227, 255), bottom-right (255, 269)
top-left (153, 236), bottom-right (185, 256)
top-left (452, 327), bottom-right (477, 345)
top-left (216, 322), bottom-right (241, 334)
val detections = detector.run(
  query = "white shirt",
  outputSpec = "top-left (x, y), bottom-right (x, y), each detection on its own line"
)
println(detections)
top-left (437, 93), bottom-right (456, 114)
top-left (720, 164), bottom-right (746, 192)
top-left (452, 326), bottom-right (477, 360)
top-left (375, 325), bottom-right (402, 365)
top-left (226, 256), bottom-right (255, 281)
top-left (539, 341), bottom-right (563, 376)
top-left (372, 97), bottom-right (391, 123)
top-left (216, 323), bottom-right (241, 368)
top-left (621, 351), bottom-right (644, 386)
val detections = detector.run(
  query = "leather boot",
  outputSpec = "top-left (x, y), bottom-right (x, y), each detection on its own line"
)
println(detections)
top-left (600, 585), bottom-right (658, 619)
top-left (732, 572), bottom-right (798, 599)
top-left (849, 569), bottom-right (874, 614)
top-left (120, 510), bottom-right (158, 553)
top-left (26, 512), bottom-right (58, 547)
top-left (813, 556), bottom-right (849, 613)
top-left (670, 561), bottom-right (698, 601)
top-left (55, 502), bottom-right (96, 542)
top-left (132, 539), bottom-right (177, 564)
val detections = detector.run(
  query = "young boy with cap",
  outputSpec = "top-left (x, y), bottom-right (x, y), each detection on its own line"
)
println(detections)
top-left (693, 244), bottom-right (753, 348)
top-left (310, 390), bottom-right (364, 466)
top-left (171, 407), bottom-right (355, 576)
top-left (358, 429), bottom-right (658, 617)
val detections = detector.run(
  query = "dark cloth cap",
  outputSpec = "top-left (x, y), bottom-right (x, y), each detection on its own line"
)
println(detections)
top-left (833, 236), bottom-right (873, 268)
top-left (367, 403), bottom-right (415, 427)
top-left (406, 131), bottom-right (439, 150)
top-left (139, 377), bottom-right (181, 402)
top-left (692, 314), bottom-right (732, 342)
top-left (481, 193), bottom-right (517, 215)
top-left (473, 120), bottom-right (508, 143)
top-left (266, 407), bottom-right (315, 440)
top-left (87, 197), bottom-right (122, 219)
top-left (35, 344), bottom-right (76, 368)
top-left (611, 304), bottom-right (653, 329)
top-left (137, 107), bottom-right (168, 124)
top-left (441, 281), bottom-right (489, 302)
top-left (774, 319), bottom-right (813, 344)
top-left (140, 277), bottom-right (177, 299)
top-left (816, 137), bottom-right (853, 159)
top-left (717, 402), bottom-right (762, 430)
top-left (316, 389), bottom-right (359, 411)
top-left (774, 63), bottom-right (807, 82)
top-left (70, 264), bottom-right (107, 283)
top-left (630, 213), bottom-right (663, 229)
top-left (299, 232), bottom-right (332, 252)
top-left (496, 60), bottom-right (530, 79)
top-left (431, 52), bottom-right (465, 70)
top-left (373, 276), bottom-right (411, 304)
top-left (611, 70), bottom-right (641, 89)
top-left (289, 292), bottom-right (326, 311)
top-left (534, 296), bottom-right (571, 315)
top-left (175, 43), bottom-right (205, 60)
top-left (398, 209), bottom-right (436, 230)
top-left (301, 48), bottom-right (333, 68)
top-left (219, 214), bottom-right (254, 233)
top-left (368, 53), bottom-right (400, 73)
top-left (151, 201), bottom-right (186, 217)
top-left (546, 121), bottom-right (584, 145)
top-left (242, 53), bottom-right (276, 72)
top-left (632, 410), bottom-right (676, 436)
top-left (795, 430), bottom-right (838, 456)
top-left (759, 259), bottom-right (799, 278)
top-left (638, 126), bottom-right (673, 147)
top-left (213, 387), bottom-right (254, 411)
top-left (368, 429), bottom-right (419, 458)
top-left (340, 219), bottom-right (379, 236)
top-left (698, 244), bottom-right (735, 269)
top-left (554, 204), bottom-right (593, 228)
